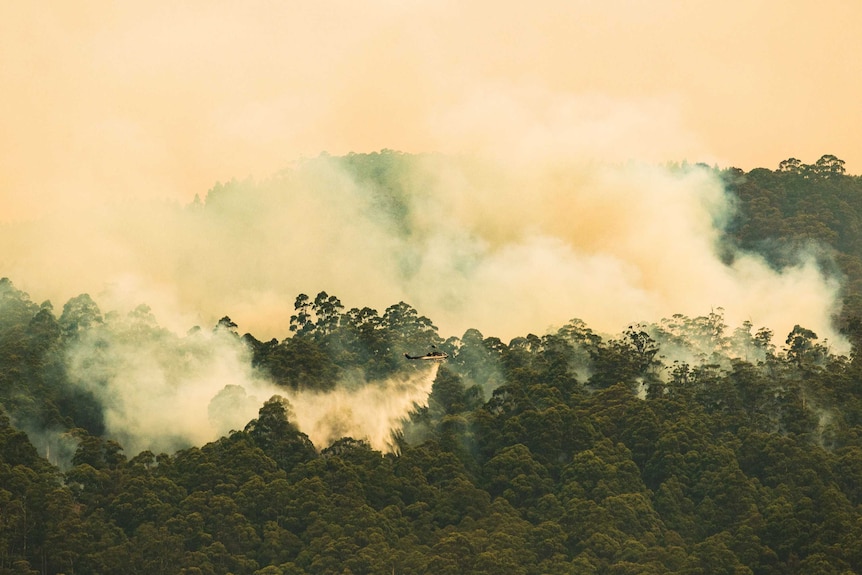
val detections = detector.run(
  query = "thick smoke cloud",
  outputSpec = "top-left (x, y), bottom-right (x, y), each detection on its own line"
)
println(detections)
top-left (0, 1), bottom-right (855, 458)
top-left (0, 154), bottom-right (845, 351)
top-left (64, 313), bottom-right (277, 455)
top-left (9, 152), bottom-right (848, 457)
top-left (62, 308), bottom-right (439, 455)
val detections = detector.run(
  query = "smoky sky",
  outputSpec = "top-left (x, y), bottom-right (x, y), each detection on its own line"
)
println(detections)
top-left (0, 154), bottom-right (847, 354)
top-left (0, 3), bottom-right (858, 347)
top-left (2, 1), bottom-right (862, 220)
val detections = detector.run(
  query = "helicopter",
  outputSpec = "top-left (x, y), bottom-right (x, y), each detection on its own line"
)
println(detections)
top-left (404, 345), bottom-right (448, 361)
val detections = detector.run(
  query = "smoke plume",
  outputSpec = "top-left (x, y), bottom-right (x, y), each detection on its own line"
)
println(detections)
top-left (62, 308), bottom-right (439, 456)
top-left (0, 2), bottom-right (855, 459)
top-left (0, 154), bottom-right (845, 350)
top-left (284, 364), bottom-right (439, 453)
top-left (3, 152), bottom-right (848, 457)
top-left (64, 312), bottom-right (278, 455)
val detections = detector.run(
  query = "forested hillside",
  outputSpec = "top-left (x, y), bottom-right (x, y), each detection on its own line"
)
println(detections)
top-left (4, 153), bottom-right (862, 574)
top-left (722, 154), bottom-right (862, 322)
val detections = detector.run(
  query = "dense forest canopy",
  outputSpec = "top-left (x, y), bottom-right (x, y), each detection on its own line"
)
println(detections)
top-left (4, 153), bottom-right (862, 574)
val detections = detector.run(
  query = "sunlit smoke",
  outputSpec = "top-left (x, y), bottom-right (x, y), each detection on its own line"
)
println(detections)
top-left (1, 153), bottom-right (845, 354)
top-left (61, 307), bottom-right (439, 455)
top-left (64, 315), bottom-right (279, 455)
top-left (283, 363), bottom-right (439, 452)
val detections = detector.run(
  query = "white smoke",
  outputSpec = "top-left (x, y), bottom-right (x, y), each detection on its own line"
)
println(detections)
top-left (64, 315), bottom-right (277, 455)
top-left (62, 307), bottom-right (438, 455)
top-left (1, 154), bottom-right (847, 354)
top-left (283, 363), bottom-right (439, 453)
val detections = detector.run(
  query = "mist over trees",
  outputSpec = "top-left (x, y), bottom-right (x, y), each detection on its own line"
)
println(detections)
top-left (4, 153), bottom-right (862, 573)
top-left (723, 154), bottom-right (862, 324)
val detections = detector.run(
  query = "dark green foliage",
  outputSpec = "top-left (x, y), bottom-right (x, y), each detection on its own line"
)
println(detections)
top-left (722, 155), bottom-right (862, 321)
top-left (0, 279), bottom-right (104, 435)
top-left (252, 292), bottom-right (441, 389)
top-left (244, 397), bottom-right (316, 472)
top-left (6, 154), bottom-right (862, 572)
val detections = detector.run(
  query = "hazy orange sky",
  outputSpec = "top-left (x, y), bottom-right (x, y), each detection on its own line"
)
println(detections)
top-left (4, 1), bottom-right (861, 453)
top-left (2, 0), bottom-right (861, 219)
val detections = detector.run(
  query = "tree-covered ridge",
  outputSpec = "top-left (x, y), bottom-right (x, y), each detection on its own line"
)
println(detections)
top-left (5, 152), bottom-right (862, 573)
top-left (242, 291), bottom-right (441, 389)
top-left (4, 270), bottom-right (862, 573)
